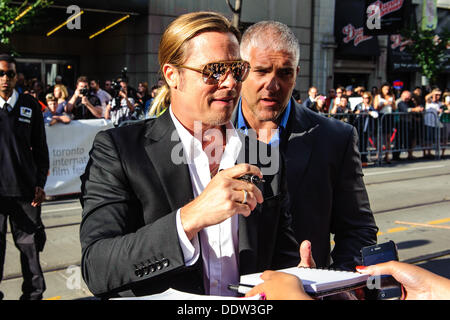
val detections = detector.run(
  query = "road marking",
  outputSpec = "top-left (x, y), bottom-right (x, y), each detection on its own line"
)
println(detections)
top-left (395, 220), bottom-right (450, 230)
top-left (427, 217), bottom-right (450, 225)
top-left (338, 217), bottom-right (450, 242)
top-left (364, 165), bottom-right (446, 176)
top-left (387, 227), bottom-right (409, 233)
top-left (42, 206), bottom-right (81, 213)
top-left (44, 296), bottom-right (61, 300)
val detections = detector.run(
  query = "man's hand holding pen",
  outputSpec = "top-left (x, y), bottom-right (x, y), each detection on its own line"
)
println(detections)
top-left (180, 163), bottom-right (264, 241)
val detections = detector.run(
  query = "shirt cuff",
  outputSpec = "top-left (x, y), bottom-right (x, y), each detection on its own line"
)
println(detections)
top-left (176, 209), bottom-right (200, 266)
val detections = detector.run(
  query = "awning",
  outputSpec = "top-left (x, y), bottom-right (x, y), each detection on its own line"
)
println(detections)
top-left (387, 34), bottom-right (421, 72)
top-left (12, 0), bottom-right (144, 39)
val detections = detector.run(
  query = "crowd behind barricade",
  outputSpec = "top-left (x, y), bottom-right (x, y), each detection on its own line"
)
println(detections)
top-left (15, 71), bottom-right (450, 165)
top-left (15, 73), bottom-right (165, 128)
top-left (294, 84), bottom-right (450, 165)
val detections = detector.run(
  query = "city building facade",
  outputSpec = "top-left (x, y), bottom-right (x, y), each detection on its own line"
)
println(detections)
top-left (7, 0), bottom-right (449, 99)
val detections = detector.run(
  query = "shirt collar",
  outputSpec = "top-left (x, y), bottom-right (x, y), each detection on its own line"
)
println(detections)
top-left (169, 106), bottom-right (242, 168)
top-left (0, 89), bottom-right (18, 110)
top-left (236, 97), bottom-right (291, 146)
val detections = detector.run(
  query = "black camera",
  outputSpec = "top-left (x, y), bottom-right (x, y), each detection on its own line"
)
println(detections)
top-left (111, 81), bottom-right (121, 92)
top-left (79, 88), bottom-right (89, 96)
top-left (111, 67), bottom-right (128, 99)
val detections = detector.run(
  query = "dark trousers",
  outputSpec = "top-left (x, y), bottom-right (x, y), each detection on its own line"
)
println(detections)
top-left (0, 197), bottom-right (46, 300)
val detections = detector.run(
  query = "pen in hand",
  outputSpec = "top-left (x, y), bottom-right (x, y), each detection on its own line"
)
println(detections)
top-left (228, 283), bottom-right (254, 295)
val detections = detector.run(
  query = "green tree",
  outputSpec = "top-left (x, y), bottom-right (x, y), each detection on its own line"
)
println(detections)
top-left (402, 28), bottom-right (450, 86)
top-left (0, 0), bottom-right (52, 46)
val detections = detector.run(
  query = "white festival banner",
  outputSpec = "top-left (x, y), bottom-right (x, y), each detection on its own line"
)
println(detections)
top-left (44, 119), bottom-right (114, 196)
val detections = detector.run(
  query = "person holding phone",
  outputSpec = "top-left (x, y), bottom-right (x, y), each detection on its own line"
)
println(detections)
top-left (329, 86), bottom-right (345, 114)
top-left (245, 262), bottom-right (450, 300)
top-left (373, 83), bottom-right (397, 163)
top-left (357, 261), bottom-right (450, 300)
top-left (316, 95), bottom-right (327, 114)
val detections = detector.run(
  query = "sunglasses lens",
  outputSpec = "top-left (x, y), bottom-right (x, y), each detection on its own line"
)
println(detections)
top-left (202, 62), bottom-right (249, 84)
top-left (202, 63), bottom-right (223, 84)
top-left (0, 71), bottom-right (16, 78)
top-left (231, 61), bottom-right (250, 82)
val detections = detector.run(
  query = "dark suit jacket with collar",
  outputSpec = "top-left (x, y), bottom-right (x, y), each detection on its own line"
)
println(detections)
top-left (302, 97), bottom-right (317, 113)
top-left (79, 110), bottom-right (299, 298)
top-left (232, 98), bottom-right (378, 271)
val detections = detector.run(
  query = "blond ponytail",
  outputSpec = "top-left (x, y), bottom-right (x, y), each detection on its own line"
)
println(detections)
top-left (146, 12), bottom-right (239, 119)
top-left (148, 84), bottom-right (170, 117)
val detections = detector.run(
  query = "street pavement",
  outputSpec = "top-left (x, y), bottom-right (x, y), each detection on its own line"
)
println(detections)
top-left (364, 158), bottom-right (450, 270)
top-left (1, 156), bottom-right (449, 300)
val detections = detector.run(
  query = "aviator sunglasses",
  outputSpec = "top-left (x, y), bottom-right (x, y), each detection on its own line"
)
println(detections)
top-left (0, 70), bottom-right (16, 78)
top-left (178, 60), bottom-right (250, 85)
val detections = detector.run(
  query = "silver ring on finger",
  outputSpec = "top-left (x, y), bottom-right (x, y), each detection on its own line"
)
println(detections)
top-left (241, 189), bottom-right (248, 204)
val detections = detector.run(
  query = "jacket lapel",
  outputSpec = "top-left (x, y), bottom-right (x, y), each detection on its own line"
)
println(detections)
top-left (283, 100), bottom-right (318, 184)
top-left (235, 133), bottom-right (259, 274)
top-left (143, 111), bottom-right (194, 210)
top-left (232, 102), bottom-right (319, 273)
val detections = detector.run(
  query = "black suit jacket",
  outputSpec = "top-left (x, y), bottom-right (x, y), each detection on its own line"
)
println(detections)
top-left (0, 93), bottom-right (49, 197)
top-left (232, 98), bottom-right (378, 270)
top-left (79, 110), bottom-right (299, 298)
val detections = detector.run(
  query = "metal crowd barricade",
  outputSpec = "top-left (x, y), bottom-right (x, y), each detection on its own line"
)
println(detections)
top-left (378, 111), bottom-right (441, 165)
top-left (442, 116), bottom-right (450, 152)
top-left (328, 111), bottom-right (443, 166)
top-left (119, 112), bottom-right (447, 166)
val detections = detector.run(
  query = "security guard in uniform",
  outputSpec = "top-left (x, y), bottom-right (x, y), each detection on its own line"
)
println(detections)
top-left (0, 54), bottom-right (49, 300)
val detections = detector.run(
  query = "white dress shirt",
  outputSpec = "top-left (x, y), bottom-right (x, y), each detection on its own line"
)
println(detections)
top-left (170, 107), bottom-right (242, 296)
top-left (0, 89), bottom-right (18, 110)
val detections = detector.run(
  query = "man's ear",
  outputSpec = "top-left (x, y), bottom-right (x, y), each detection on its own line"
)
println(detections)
top-left (296, 66), bottom-right (300, 77)
top-left (162, 64), bottom-right (179, 89)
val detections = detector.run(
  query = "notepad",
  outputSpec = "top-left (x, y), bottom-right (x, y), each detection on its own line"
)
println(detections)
top-left (240, 267), bottom-right (370, 297)
top-left (110, 288), bottom-right (263, 300)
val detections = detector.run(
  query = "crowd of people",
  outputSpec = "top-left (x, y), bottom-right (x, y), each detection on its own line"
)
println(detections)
top-left (2, 10), bottom-right (449, 302)
top-left (19, 70), bottom-right (450, 143)
top-left (15, 73), bottom-right (164, 127)
top-left (15, 71), bottom-right (450, 167)
top-left (295, 84), bottom-right (450, 164)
